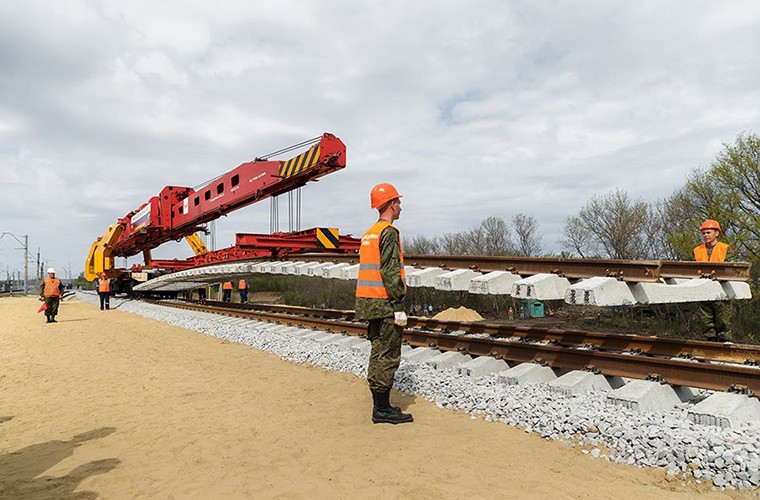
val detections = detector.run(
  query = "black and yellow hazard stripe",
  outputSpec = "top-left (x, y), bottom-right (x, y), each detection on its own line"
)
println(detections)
top-left (316, 227), bottom-right (340, 249)
top-left (278, 144), bottom-right (321, 179)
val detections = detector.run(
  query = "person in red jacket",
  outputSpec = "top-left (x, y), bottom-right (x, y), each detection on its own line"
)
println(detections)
top-left (693, 219), bottom-right (733, 342)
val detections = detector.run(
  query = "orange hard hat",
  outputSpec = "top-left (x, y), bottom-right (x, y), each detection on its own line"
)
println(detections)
top-left (370, 183), bottom-right (402, 209)
top-left (699, 219), bottom-right (722, 233)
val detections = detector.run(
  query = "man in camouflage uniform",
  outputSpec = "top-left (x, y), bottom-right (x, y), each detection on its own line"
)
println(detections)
top-left (693, 219), bottom-right (733, 342)
top-left (355, 183), bottom-right (413, 424)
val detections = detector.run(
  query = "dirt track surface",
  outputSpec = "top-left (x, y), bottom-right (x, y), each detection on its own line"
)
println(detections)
top-left (0, 296), bottom-right (740, 498)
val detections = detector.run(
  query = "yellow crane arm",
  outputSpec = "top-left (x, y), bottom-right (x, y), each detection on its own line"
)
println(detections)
top-left (184, 233), bottom-right (209, 256)
top-left (84, 224), bottom-right (125, 281)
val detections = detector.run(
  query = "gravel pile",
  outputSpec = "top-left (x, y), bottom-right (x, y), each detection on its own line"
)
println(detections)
top-left (77, 293), bottom-right (760, 491)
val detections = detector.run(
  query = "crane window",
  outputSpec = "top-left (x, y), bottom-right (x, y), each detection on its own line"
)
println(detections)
top-left (178, 206), bottom-right (183, 214)
top-left (231, 174), bottom-right (239, 187)
top-left (217, 183), bottom-right (224, 194)
top-left (204, 191), bottom-right (211, 201)
top-left (194, 197), bottom-right (199, 206)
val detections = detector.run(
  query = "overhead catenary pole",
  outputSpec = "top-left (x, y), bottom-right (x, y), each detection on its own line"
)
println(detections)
top-left (23, 235), bottom-right (28, 295)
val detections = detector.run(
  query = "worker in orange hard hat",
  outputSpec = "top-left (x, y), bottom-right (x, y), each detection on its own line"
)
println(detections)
top-left (356, 183), bottom-right (412, 424)
top-left (39, 267), bottom-right (64, 323)
top-left (693, 219), bottom-right (734, 342)
top-left (222, 280), bottom-right (233, 303)
top-left (98, 272), bottom-right (112, 310)
top-left (370, 183), bottom-right (403, 210)
top-left (238, 278), bottom-right (249, 304)
top-left (693, 220), bottom-right (730, 261)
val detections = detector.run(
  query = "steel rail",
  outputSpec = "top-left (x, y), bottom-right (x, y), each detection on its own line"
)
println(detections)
top-left (154, 300), bottom-right (760, 394)
top-left (181, 300), bottom-right (760, 365)
top-left (168, 253), bottom-right (750, 282)
top-left (286, 253), bottom-right (750, 282)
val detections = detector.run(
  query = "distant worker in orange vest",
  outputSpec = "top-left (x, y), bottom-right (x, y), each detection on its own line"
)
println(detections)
top-left (222, 281), bottom-right (233, 303)
top-left (39, 267), bottom-right (64, 323)
top-left (98, 272), bottom-right (112, 310)
top-left (355, 183), bottom-right (412, 425)
top-left (238, 278), bottom-right (249, 304)
top-left (693, 219), bottom-right (733, 342)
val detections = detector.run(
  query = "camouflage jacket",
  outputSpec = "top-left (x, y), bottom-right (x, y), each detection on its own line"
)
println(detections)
top-left (355, 224), bottom-right (407, 320)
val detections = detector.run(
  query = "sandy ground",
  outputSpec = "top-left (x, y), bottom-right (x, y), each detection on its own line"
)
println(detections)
top-left (0, 296), bottom-right (744, 499)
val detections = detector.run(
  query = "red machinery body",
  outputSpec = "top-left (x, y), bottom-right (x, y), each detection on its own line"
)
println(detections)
top-left (112, 133), bottom-right (346, 257)
top-left (137, 228), bottom-right (361, 272)
top-left (86, 133), bottom-right (359, 280)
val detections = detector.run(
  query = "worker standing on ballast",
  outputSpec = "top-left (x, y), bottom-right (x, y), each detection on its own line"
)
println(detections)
top-left (222, 280), bottom-right (233, 303)
top-left (98, 272), bottom-right (112, 310)
top-left (238, 278), bottom-right (249, 304)
top-left (355, 183), bottom-right (413, 425)
top-left (39, 267), bottom-right (64, 323)
top-left (693, 219), bottom-right (733, 342)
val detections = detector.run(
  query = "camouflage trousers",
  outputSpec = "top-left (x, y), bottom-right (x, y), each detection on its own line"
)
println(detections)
top-left (366, 318), bottom-right (403, 391)
top-left (44, 296), bottom-right (60, 318)
top-left (698, 301), bottom-right (731, 340)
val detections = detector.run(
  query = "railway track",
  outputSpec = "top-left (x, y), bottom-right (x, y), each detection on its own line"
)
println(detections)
top-left (151, 299), bottom-right (760, 395)
top-left (0, 290), bottom-right (76, 299)
top-left (161, 253), bottom-right (751, 283)
top-left (275, 253), bottom-right (751, 282)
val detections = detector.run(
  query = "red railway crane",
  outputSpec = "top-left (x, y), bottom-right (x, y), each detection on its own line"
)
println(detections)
top-left (85, 133), bottom-right (359, 281)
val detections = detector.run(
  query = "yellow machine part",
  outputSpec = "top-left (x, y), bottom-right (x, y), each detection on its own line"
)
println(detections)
top-left (184, 233), bottom-right (209, 256)
top-left (84, 223), bottom-right (125, 281)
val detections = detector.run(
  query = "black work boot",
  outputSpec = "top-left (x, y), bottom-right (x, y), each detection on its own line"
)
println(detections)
top-left (370, 388), bottom-right (402, 414)
top-left (371, 389), bottom-right (413, 424)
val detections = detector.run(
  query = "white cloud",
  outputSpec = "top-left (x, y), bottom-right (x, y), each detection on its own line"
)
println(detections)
top-left (2, 0), bottom-right (760, 275)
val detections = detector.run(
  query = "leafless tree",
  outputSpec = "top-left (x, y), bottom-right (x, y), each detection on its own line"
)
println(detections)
top-left (403, 235), bottom-right (438, 254)
top-left (479, 216), bottom-right (513, 255)
top-left (466, 225), bottom-right (487, 254)
top-left (561, 189), bottom-right (654, 259)
top-left (438, 232), bottom-right (469, 255)
top-left (511, 213), bottom-right (542, 256)
top-left (559, 215), bottom-right (594, 258)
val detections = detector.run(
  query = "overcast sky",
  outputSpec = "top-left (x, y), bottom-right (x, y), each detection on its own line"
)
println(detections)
top-left (1, 1), bottom-right (759, 280)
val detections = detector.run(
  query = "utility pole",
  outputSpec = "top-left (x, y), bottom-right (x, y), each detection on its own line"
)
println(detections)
top-left (36, 247), bottom-right (40, 280)
top-left (23, 235), bottom-right (28, 295)
top-left (1, 232), bottom-right (29, 294)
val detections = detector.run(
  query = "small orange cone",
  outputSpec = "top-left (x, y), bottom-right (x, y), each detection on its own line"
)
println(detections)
top-left (37, 302), bottom-right (47, 313)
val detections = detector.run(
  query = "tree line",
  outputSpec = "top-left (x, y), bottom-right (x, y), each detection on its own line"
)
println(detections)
top-left (405, 132), bottom-right (760, 264)
top-left (404, 214), bottom-right (544, 256)
top-left (402, 132), bottom-right (760, 341)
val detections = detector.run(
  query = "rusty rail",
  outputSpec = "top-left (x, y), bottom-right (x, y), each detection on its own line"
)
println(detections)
top-left (284, 253), bottom-right (751, 283)
top-left (185, 300), bottom-right (760, 364)
top-left (154, 300), bottom-right (760, 394)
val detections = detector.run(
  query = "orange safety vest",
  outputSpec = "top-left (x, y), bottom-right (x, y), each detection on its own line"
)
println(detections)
top-left (98, 278), bottom-right (111, 292)
top-left (693, 241), bottom-right (729, 262)
top-left (238, 279), bottom-right (247, 290)
top-left (222, 281), bottom-right (233, 290)
top-left (356, 220), bottom-right (405, 299)
top-left (43, 277), bottom-right (61, 297)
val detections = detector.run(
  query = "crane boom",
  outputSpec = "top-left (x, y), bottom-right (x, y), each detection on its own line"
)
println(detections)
top-left (84, 133), bottom-right (346, 281)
